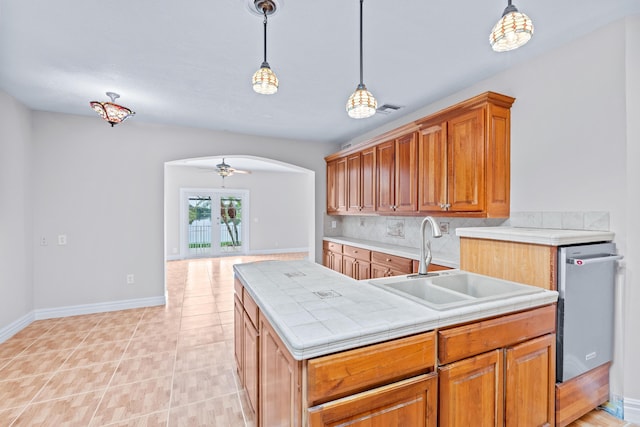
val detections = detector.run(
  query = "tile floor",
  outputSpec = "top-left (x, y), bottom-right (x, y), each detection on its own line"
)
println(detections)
top-left (0, 252), bottom-right (634, 426)
top-left (0, 253), bottom-right (305, 427)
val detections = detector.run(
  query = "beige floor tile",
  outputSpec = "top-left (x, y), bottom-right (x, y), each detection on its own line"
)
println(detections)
top-left (11, 390), bottom-right (103, 427)
top-left (0, 338), bottom-right (34, 360)
top-left (91, 376), bottom-right (172, 426)
top-left (134, 319), bottom-right (180, 337)
top-left (124, 331), bottom-right (178, 359)
top-left (0, 406), bottom-right (24, 427)
top-left (0, 349), bottom-right (70, 380)
top-left (101, 410), bottom-right (169, 427)
top-left (182, 295), bottom-right (215, 306)
top-left (179, 313), bottom-right (221, 331)
top-left (46, 314), bottom-right (104, 335)
top-left (238, 389), bottom-right (257, 427)
top-left (171, 367), bottom-right (236, 407)
top-left (168, 394), bottom-right (246, 427)
top-left (0, 374), bottom-right (51, 410)
top-left (81, 323), bottom-right (138, 347)
top-left (98, 309), bottom-right (146, 328)
top-left (174, 342), bottom-right (233, 373)
top-left (180, 302), bottom-right (217, 317)
top-left (140, 306), bottom-right (182, 324)
top-left (62, 340), bottom-right (129, 370)
top-left (20, 330), bottom-right (88, 355)
top-left (9, 320), bottom-right (58, 341)
top-left (177, 325), bottom-right (227, 348)
top-left (110, 351), bottom-right (176, 386)
top-left (218, 310), bottom-right (234, 325)
top-left (34, 361), bottom-right (118, 401)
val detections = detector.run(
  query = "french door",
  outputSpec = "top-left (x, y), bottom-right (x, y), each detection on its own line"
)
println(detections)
top-left (181, 188), bottom-right (249, 258)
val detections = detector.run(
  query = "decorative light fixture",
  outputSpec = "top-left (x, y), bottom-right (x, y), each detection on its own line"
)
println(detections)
top-left (346, 0), bottom-right (377, 119)
top-left (490, 0), bottom-right (534, 52)
top-left (252, 0), bottom-right (278, 95)
top-left (89, 92), bottom-right (135, 127)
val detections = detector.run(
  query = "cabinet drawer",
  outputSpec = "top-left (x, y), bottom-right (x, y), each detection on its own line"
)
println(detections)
top-left (242, 289), bottom-right (259, 329)
top-left (371, 251), bottom-right (413, 273)
top-left (307, 331), bottom-right (435, 406)
top-left (234, 278), bottom-right (244, 300)
top-left (323, 241), bottom-right (343, 253)
top-left (438, 304), bottom-right (556, 365)
top-left (343, 245), bottom-right (371, 261)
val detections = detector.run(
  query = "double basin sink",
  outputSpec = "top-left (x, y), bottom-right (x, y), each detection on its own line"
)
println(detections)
top-left (369, 270), bottom-right (544, 310)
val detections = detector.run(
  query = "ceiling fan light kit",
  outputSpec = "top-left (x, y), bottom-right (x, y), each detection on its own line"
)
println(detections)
top-left (490, 0), bottom-right (534, 52)
top-left (89, 92), bottom-right (135, 127)
top-left (252, 0), bottom-right (279, 95)
top-left (346, 0), bottom-right (377, 119)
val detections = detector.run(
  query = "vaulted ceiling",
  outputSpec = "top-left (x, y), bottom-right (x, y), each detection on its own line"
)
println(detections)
top-left (1, 0), bottom-right (638, 144)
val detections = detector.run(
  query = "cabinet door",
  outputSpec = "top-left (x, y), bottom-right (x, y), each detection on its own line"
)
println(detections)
top-left (376, 140), bottom-right (395, 212)
top-left (346, 153), bottom-right (361, 213)
top-left (360, 147), bottom-right (376, 213)
top-left (243, 312), bottom-right (259, 414)
top-left (394, 132), bottom-right (418, 212)
top-left (308, 373), bottom-right (437, 427)
top-left (327, 158), bottom-right (348, 213)
top-left (370, 263), bottom-right (389, 278)
top-left (418, 123), bottom-right (447, 212)
top-left (234, 296), bottom-right (244, 378)
top-left (260, 318), bottom-right (302, 427)
top-left (447, 108), bottom-right (485, 212)
top-left (354, 260), bottom-right (370, 280)
top-left (439, 349), bottom-right (504, 427)
top-left (342, 255), bottom-right (356, 279)
top-left (505, 334), bottom-right (555, 427)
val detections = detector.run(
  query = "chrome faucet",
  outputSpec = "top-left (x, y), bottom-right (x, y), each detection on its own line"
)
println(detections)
top-left (418, 216), bottom-right (443, 275)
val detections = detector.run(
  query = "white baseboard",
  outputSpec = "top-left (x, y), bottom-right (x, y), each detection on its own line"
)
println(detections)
top-left (0, 311), bottom-right (35, 343)
top-left (625, 397), bottom-right (640, 423)
top-left (167, 248), bottom-right (309, 261)
top-left (0, 296), bottom-right (166, 343)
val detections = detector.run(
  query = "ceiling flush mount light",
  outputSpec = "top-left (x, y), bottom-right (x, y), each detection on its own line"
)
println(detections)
top-left (346, 0), bottom-right (377, 119)
top-left (89, 92), bottom-right (135, 127)
top-left (252, 0), bottom-right (278, 95)
top-left (490, 0), bottom-right (534, 52)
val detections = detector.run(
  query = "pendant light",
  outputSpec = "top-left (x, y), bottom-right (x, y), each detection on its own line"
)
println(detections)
top-left (89, 92), bottom-right (135, 127)
top-left (489, 0), bottom-right (534, 52)
top-left (346, 0), bottom-right (377, 119)
top-left (252, 0), bottom-right (278, 95)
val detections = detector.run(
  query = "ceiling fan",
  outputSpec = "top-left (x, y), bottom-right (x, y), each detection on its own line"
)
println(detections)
top-left (215, 158), bottom-right (251, 177)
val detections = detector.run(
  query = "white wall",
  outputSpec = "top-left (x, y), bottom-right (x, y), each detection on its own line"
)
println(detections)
top-left (28, 112), bottom-right (334, 313)
top-left (165, 165), bottom-right (312, 256)
top-left (0, 91), bottom-right (33, 334)
top-left (345, 16), bottom-right (639, 418)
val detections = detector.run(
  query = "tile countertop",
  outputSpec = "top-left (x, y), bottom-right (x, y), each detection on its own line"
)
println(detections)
top-left (233, 259), bottom-right (558, 361)
top-left (456, 227), bottom-right (614, 246)
top-left (323, 236), bottom-right (459, 269)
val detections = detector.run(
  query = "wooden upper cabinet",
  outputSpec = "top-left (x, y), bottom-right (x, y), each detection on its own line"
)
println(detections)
top-left (326, 157), bottom-right (347, 214)
top-left (376, 132), bottom-right (418, 213)
top-left (346, 147), bottom-right (376, 213)
top-left (447, 108), bottom-right (486, 213)
top-left (326, 91), bottom-right (514, 218)
top-left (418, 123), bottom-right (447, 212)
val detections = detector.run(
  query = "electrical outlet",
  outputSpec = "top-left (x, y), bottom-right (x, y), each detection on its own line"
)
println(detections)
top-left (126, 274), bottom-right (135, 284)
top-left (40, 236), bottom-right (48, 246)
top-left (57, 234), bottom-right (67, 245)
top-left (331, 220), bottom-right (337, 228)
top-left (439, 222), bottom-right (450, 234)
top-left (359, 218), bottom-right (365, 227)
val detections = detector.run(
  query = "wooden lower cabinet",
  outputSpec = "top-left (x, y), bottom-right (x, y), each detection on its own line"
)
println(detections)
top-left (308, 373), bottom-right (437, 427)
top-left (243, 311), bottom-right (259, 414)
top-left (439, 349), bottom-right (504, 427)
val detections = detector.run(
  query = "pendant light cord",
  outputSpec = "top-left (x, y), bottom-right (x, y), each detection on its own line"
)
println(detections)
top-left (262, 10), bottom-right (269, 66)
top-left (359, 0), bottom-right (364, 86)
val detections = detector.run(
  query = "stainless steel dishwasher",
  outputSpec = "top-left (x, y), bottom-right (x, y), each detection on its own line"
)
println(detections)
top-left (556, 242), bottom-right (623, 382)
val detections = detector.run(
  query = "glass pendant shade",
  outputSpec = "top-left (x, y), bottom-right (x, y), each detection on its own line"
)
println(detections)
top-left (346, 84), bottom-right (377, 119)
top-left (252, 63), bottom-right (278, 95)
top-left (89, 92), bottom-right (135, 127)
top-left (490, 3), bottom-right (534, 52)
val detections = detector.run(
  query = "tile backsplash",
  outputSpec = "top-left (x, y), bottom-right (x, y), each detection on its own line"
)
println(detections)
top-left (324, 211), bottom-right (610, 263)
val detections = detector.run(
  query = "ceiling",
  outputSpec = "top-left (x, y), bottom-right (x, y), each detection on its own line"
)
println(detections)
top-left (169, 155), bottom-right (309, 174)
top-left (1, 0), bottom-right (639, 144)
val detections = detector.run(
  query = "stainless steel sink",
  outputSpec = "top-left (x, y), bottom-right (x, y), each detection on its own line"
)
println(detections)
top-left (368, 271), bottom-right (544, 310)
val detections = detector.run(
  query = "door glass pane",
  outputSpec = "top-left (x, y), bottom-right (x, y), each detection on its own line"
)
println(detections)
top-left (219, 196), bottom-right (242, 253)
top-left (188, 196), bottom-right (212, 256)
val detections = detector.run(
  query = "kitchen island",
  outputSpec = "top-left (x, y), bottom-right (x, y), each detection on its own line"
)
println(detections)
top-left (234, 259), bottom-right (559, 426)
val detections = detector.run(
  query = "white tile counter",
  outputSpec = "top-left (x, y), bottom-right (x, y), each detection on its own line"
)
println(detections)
top-left (234, 260), bottom-right (558, 360)
top-left (455, 227), bottom-right (614, 246)
top-left (323, 236), bottom-right (459, 268)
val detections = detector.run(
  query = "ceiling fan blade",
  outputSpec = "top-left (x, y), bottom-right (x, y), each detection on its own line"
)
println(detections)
top-left (232, 169), bottom-right (251, 174)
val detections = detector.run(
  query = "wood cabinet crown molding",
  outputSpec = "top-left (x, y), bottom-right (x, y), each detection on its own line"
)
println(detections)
top-left (325, 91), bottom-right (515, 162)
